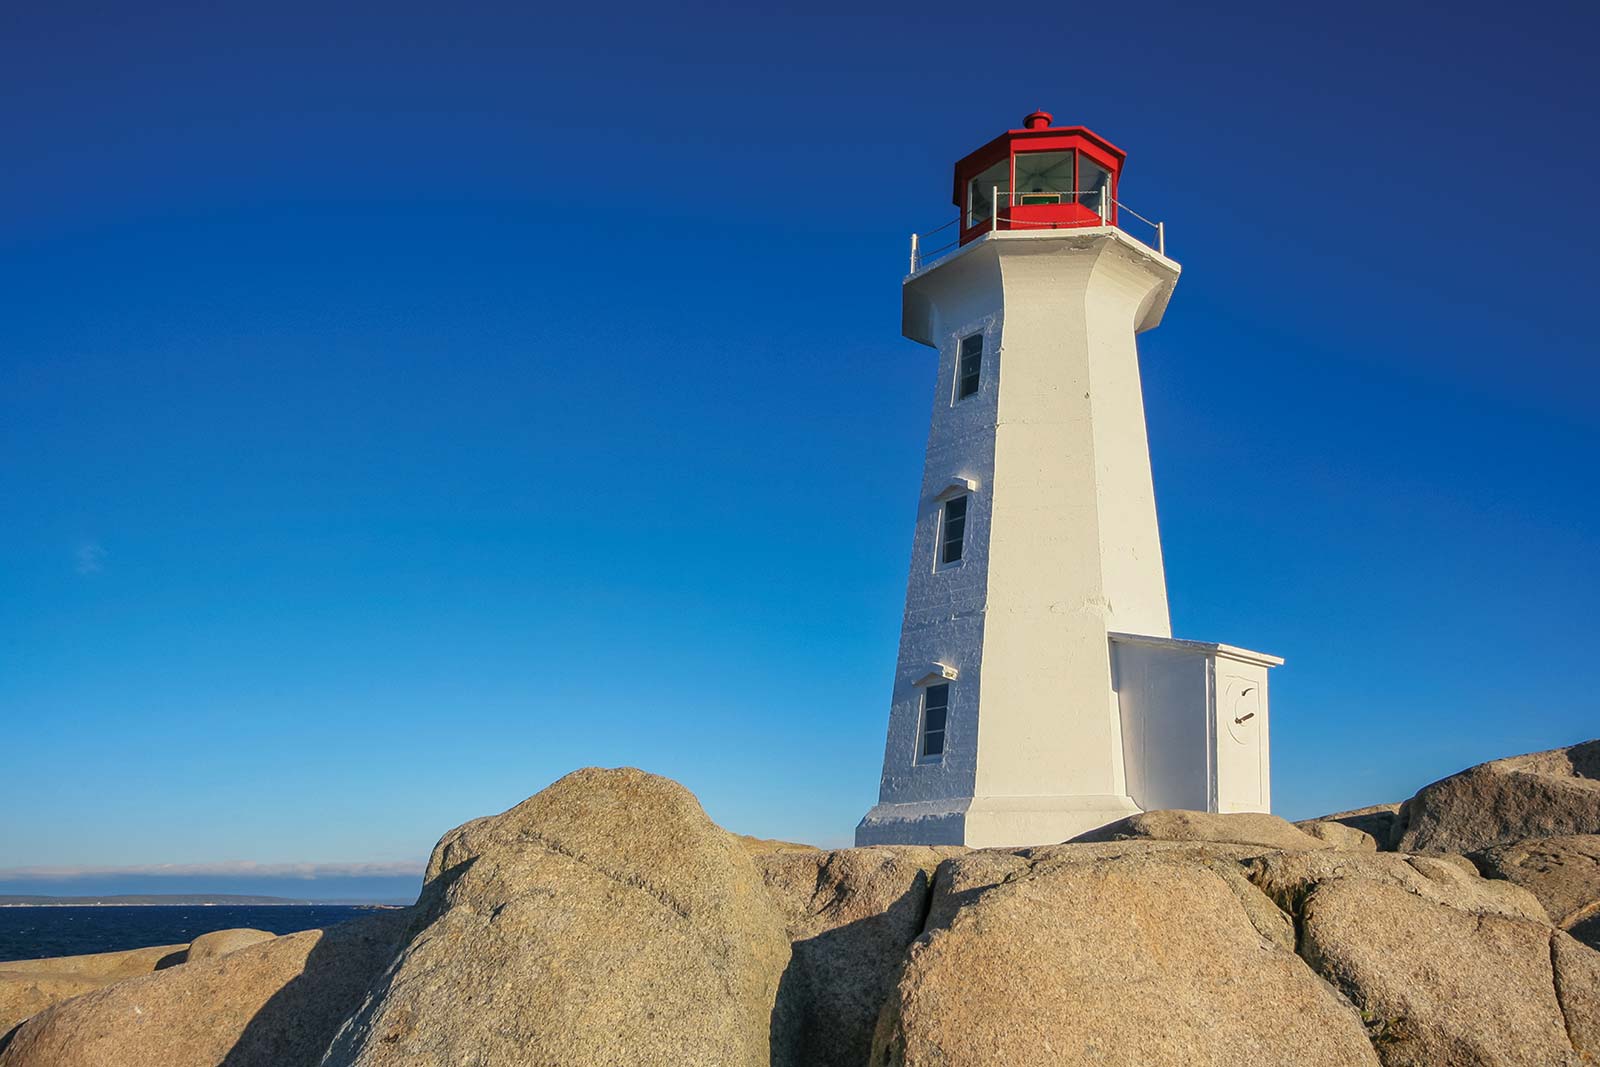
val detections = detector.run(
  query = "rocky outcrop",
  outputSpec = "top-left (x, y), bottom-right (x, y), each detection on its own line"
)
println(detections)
top-left (1476, 834), bottom-right (1600, 948)
top-left (1309, 803), bottom-right (1403, 847)
top-left (920, 848), bottom-right (1030, 930)
top-left (757, 846), bottom-right (959, 1067)
top-left (0, 943), bottom-right (187, 983)
top-left (737, 834), bottom-right (820, 855)
top-left (873, 854), bottom-right (1381, 1067)
top-left (0, 911), bottom-right (409, 1067)
top-left (0, 979), bottom-right (99, 1047)
top-left (1071, 808), bottom-right (1334, 851)
top-left (0, 943), bottom-right (186, 1037)
top-left (1393, 740), bottom-right (1600, 853)
top-left (924, 839), bottom-right (1285, 935)
top-left (8, 742), bottom-right (1600, 1067)
top-left (1552, 931), bottom-right (1600, 1056)
top-left (1245, 850), bottom-right (1551, 924)
top-left (1572, 910), bottom-right (1600, 953)
top-left (322, 767), bottom-right (791, 1067)
top-left (1296, 818), bottom-right (1380, 851)
top-left (1244, 842), bottom-right (1600, 1065)
top-left (184, 927), bottom-right (276, 962)
top-left (1299, 881), bottom-right (1598, 1065)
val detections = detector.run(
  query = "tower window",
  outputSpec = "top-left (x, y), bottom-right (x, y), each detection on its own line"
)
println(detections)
top-left (919, 683), bottom-right (949, 761)
top-left (957, 334), bottom-right (982, 400)
top-left (939, 496), bottom-right (967, 565)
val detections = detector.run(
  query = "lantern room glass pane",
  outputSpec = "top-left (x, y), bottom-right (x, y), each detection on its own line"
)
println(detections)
top-left (1078, 154), bottom-right (1113, 215)
top-left (1014, 150), bottom-right (1075, 203)
top-left (967, 159), bottom-right (1009, 228)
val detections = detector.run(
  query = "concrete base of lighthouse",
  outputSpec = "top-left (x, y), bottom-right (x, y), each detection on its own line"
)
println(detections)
top-left (855, 633), bottom-right (1282, 848)
top-left (856, 793), bottom-right (1142, 849)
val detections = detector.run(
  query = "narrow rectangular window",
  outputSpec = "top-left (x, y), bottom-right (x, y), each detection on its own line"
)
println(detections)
top-left (940, 496), bottom-right (967, 565)
top-left (920, 683), bottom-right (949, 760)
top-left (957, 334), bottom-right (982, 400)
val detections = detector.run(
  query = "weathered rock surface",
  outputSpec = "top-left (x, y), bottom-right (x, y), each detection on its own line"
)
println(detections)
top-left (757, 845), bottom-right (958, 1067)
top-left (1573, 911), bottom-right (1600, 952)
top-left (0, 943), bottom-right (186, 1037)
top-left (1245, 850), bottom-right (1551, 924)
top-left (1552, 930), bottom-right (1600, 1057)
top-left (926, 840), bottom-right (1292, 943)
top-left (12, 744), bottom-right (1600, 1067)
top-left (1245, 843), bottom-right (1600, 1065)
top-left (1309, 803), bottom-right (1403, 848)
top-left (1393, 739), bottom-right (1600, 853)
top-left (737, 834), bottom-right (819, 855)
top-left (1296, 818), bottom-right (1380, 851)
top-left (1298, 879), bottom-right (1599, 1065)
top-left (921, 848), bottom-right (1030, 930)
top-left (322, 767), bottom-right (791, 1067)
top-left (0, 910), bottom-right (409, 1067)
top-left (874, 855), bottom-right (1381, 1067)
top-left (0, 978), bottom-right (100, 1047)
top-left (1475, 834), bottom-right (1600, 946)
top-left (1072, 808), bottom-right (1334, 851)
top-left (0, 944), bottom-right (186, 983)
top-left (184, 927), bottom-right (276, 962)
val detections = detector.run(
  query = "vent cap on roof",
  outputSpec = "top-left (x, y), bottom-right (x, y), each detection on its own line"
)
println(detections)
top-left (1023, 110), bottom-right (1053, 129)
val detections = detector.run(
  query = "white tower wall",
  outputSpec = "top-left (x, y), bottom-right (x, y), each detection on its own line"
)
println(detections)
top-left (973, 234), bottom-right (1173, 824)
top-left (863, 262), bottom-right (1004, 844)
top-left (860, 222), bottom-right (1281, 849)
top-left (859, 229), bottom-right (1186, 847)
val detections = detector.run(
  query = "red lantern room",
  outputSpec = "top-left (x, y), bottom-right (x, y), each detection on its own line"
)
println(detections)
top-left (953, 110), bottom-right (1125, 246)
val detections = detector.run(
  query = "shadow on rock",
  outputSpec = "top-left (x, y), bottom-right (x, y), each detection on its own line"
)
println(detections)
top-left (0, 911), bottom-right (412, 1067)
top-left (219, 911), bottom-right (415, 1067)
top-left (769, 878), bottom-right (931, 1067)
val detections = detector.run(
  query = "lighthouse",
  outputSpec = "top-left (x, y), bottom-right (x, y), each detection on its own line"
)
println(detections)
top-left (856, 112), bottom-right (1282, 848)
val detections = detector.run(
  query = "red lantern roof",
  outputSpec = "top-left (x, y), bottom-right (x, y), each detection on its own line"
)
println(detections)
top-left (952, 112), bottom-right (1127, 245)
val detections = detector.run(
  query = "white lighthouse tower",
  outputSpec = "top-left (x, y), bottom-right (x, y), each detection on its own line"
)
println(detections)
top-left (857, 112), bottom-right (1282, 849)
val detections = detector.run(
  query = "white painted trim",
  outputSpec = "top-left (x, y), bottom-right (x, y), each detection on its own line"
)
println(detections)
top-left (901, 228), bottom-right (1180, 345)
top-left (905, 225), bottom-right (1179, 284)
top-left (1205, 655), bottom-right (1219, 812)
top-left (933, 478), bottom-right (979, 502)
top-left (912, 663), bottom-right (959, 686)
top-left (1108, 631), bottom-right (1285, 668)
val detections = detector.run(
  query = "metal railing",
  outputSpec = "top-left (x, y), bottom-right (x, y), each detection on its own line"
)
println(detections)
top-left (908, 185), bottom-right (1167, 274)
top-left (1109, 199), bottom-right (1166, 256)
top-left (907, 217), bottom-right (962, 274)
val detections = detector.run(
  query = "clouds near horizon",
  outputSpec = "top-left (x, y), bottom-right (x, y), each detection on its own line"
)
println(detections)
top-left (0, 859), bottom-right (423, 880)
top-left (0, 859), bottom-right (425, 903)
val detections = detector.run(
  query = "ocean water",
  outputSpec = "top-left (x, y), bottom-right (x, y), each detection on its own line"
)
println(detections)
top-left (0, 905), bottom-right (383, 963)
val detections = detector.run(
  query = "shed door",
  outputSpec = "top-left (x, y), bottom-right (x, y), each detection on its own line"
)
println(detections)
top-left (1216, 675), bottom-right (1265, 812)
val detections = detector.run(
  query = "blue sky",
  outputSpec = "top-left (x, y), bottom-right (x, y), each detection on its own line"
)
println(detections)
top-left (2, 0), bottom-right (1596, 900)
